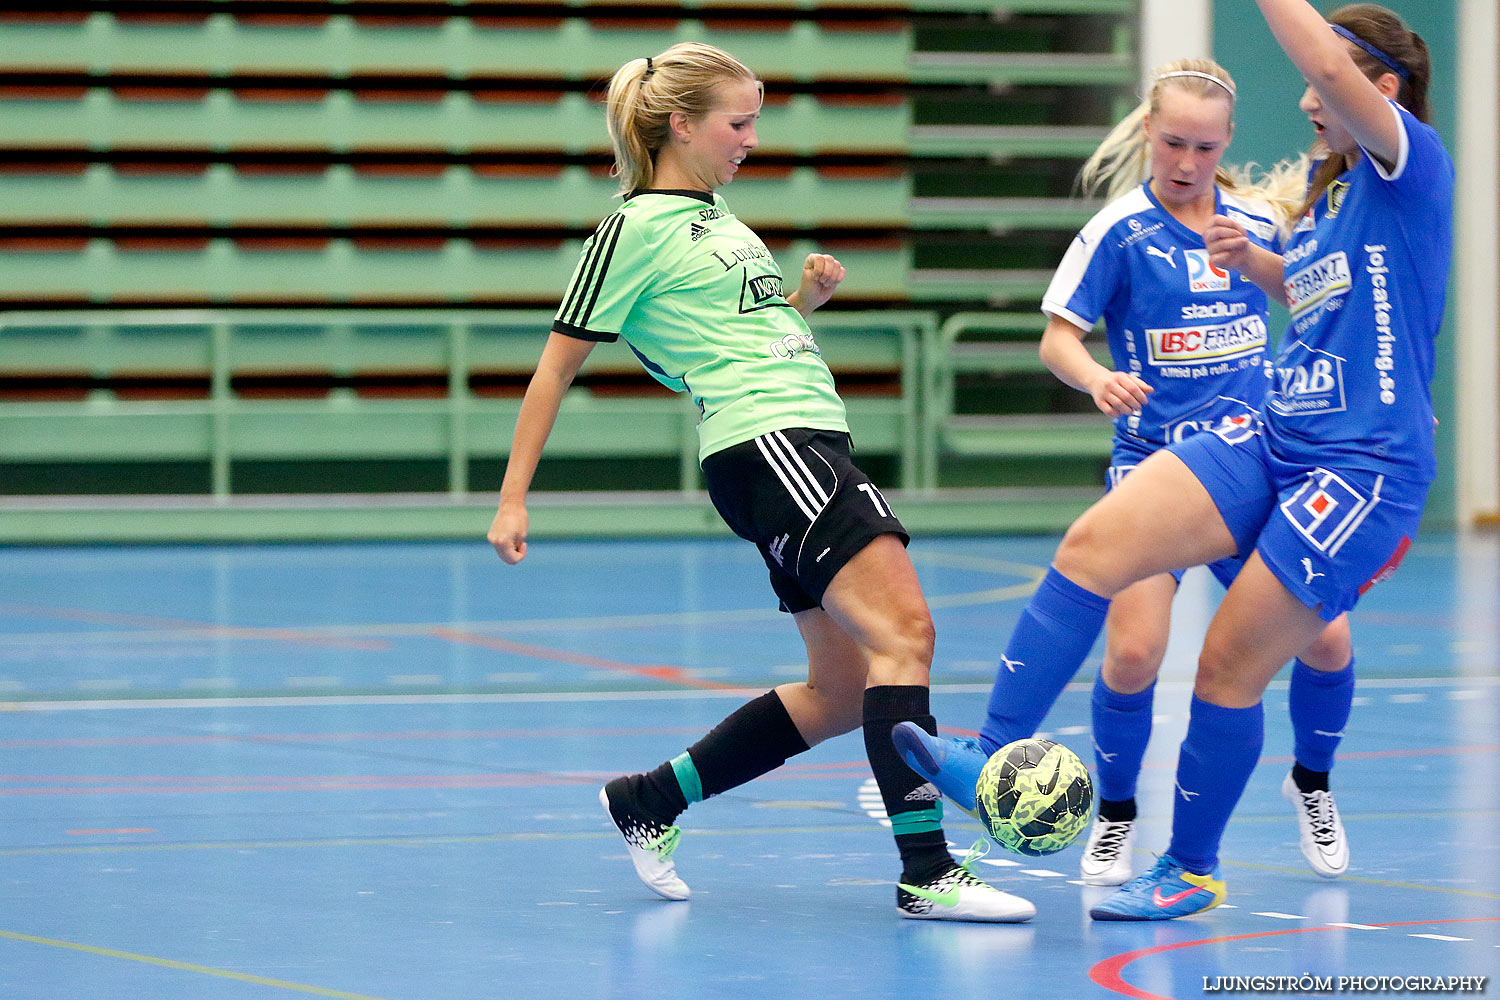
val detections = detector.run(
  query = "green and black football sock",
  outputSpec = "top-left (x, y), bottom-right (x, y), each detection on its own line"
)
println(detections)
top-left (863, 685), bottom-right (952, 883)
top-left (621, 690), bottom-right (810, 824)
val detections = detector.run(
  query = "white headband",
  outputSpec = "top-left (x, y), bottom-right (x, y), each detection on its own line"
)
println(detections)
top-left (1155, 69), bottom-right (1236, 99)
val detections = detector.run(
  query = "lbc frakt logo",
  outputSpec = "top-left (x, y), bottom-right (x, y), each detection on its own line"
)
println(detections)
top-left (1186, 249), bottom-right (1230, 292)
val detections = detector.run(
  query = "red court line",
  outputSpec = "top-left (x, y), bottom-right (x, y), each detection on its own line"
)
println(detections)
top-left (1090, 916), bottom-right (1500, 1000)
top-left (429, 627), bottom-right (740, 690)
top-left (0, 601), bottom-right (386, 650)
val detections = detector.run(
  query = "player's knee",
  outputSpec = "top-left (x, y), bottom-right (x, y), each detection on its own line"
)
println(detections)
top-left (1054, 516), bottom-right (1118, 593)
top-left (866, 607), bottom-right (935, 683)
top-left (1193, 639), bottom-right (1244, 702)
top-left (897, 608), bottom-right (936, 665)
top-left (1299, 618), bottom-right (1353, 672)
top-left (1103, 640), bottom-right (1166, 692)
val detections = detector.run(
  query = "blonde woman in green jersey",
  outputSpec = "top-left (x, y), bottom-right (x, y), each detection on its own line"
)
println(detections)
top-left (488, 42), bottom-right (1031, 922)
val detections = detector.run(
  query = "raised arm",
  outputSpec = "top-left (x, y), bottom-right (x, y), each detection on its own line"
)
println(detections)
top-left (1039, 315), bottom-right (1151, 417)
top-left (488, 331), bottom-right (598, 564)
top-left (1255, 0), bottom-right (1402, 167)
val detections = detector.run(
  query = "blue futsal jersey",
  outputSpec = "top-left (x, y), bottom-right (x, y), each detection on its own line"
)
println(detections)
top-left (1042, 183), bottom-right (1282, 447)
top-left (1268, 102), bottom-right (1452, 483)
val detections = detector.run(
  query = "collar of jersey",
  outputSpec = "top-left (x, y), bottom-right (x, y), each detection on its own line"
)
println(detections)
top-left (1139, 179), bottom-right (1219, 247)
top-left (626, 188), bottom-right (715, 204)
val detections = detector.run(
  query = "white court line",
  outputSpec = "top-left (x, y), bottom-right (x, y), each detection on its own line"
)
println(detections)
top-left (1253, 911), bottom-right (1306, 920)
top-left (1409, 933), bottom-right (1471, 942)
top-left (7, 676), bottom-right (1498, 712)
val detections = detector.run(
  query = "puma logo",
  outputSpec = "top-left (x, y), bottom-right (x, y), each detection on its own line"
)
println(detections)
top-left (1302, 557), bottom-right (1325, 585)
top-left (1000, 654), bottom-right (1024, 673)
top-left (1146, 245), bottom-right (1178, 268)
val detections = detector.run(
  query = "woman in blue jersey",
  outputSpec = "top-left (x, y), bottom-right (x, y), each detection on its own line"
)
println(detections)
top-left (896, 1), bottom-right (1450, 920)
top-left (488, 43), bottom-right (1032, 922)
top-left (1010, 58), bottom-right (1358, 888)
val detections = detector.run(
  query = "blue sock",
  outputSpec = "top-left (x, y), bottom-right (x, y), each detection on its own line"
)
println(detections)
top-left (1288, 657), bottom-right (1354, 773)
top-left (980, 567), bottom-right (1110, 754)
top-left (1166, 696), bottom-right (1264, 874)
top-left (1091, 677), bottom-right (1155, 803)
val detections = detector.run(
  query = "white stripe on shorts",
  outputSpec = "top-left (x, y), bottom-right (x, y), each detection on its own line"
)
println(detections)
top-left (753, 433), bottom-right (825, 522)
top-left (770, 431), bottom-right (831, 505)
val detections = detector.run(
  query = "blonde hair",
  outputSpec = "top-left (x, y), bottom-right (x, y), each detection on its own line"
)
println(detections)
top-left (604, 42), bottom-right (761, 197)
top-left (1079, 58), bottom-right (1307, 229)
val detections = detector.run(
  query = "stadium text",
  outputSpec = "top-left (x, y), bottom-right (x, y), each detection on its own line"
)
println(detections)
top-left (1201, 975), bottom-right (1488, 994)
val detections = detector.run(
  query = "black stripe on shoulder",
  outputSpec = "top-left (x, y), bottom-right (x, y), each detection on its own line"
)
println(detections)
top-left (558, 212), bottom-right (626, 330)
top-left (553, 322), bottom-right (619, 343)
top-left (574, 213), bottom-right (627, 329)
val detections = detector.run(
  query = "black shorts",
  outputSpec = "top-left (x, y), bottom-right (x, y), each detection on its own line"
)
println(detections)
top-left (702, 428), bottom-right (909, 613)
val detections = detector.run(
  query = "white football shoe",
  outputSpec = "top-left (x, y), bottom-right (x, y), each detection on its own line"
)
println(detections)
top-left (1281, 772), bottom-right (1349, 878)
top-left (1079, 816), bottom-right (1136, 886)
top-left (897, 843), bottom-right (1035, 922)
top-left (599, 781), bottom-right (690, 900)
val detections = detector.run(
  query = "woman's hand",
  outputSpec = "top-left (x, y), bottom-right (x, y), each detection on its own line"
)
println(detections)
top-left (488, 499), bottom-right (529, 565)
top-left (1088, 370), bottom-right (1154, 417)
top-left (1205, 214), bottom-right (1251, 273)
top-left (786, 253), bottom-right (846, 316)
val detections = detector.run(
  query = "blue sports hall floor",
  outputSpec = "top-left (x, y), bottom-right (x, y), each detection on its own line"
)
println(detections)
top-left (1, 532), bottom-right (1496, 999)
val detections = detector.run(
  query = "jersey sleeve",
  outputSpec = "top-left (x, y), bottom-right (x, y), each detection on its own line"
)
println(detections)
top-left (1362, 101), bottom-right (1451, 205)
top-left (552, 212), bottom-right (653, 342)
top-left (1041, 226), bottom-right (1123, 331)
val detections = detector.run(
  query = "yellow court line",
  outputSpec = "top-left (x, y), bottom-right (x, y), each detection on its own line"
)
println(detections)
top-left (0, 930), bottom-right (391, 1000)
top-left (1218, 860), bottom-right (1500, 901)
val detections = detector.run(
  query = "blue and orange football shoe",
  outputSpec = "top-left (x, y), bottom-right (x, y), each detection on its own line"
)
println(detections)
top-left (1088, 853), bottom-right (1226, 921)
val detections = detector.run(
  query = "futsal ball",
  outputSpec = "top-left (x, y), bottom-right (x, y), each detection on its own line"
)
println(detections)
top-left (975, 739), bottom-right (1093, 857)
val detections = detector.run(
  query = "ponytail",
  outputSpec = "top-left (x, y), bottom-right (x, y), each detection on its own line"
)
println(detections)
top-left (604, 43), bottom-right (760, 197)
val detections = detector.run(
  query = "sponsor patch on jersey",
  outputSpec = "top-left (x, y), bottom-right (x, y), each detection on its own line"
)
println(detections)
top-left (1164, 399), bottom-right (1260, 444)
top-left (1269, 342), bottom-right (1348, 418)
top-left (1223, 208), bottom-right (1277, 242)
top-left (1145, 314), bottom-right (1267, 365)
top-left (1325, 179), bottom-right (1350, 219)
top-left (768, 329), bottom-right (821, 360)
top-left (1284, 251), bottom-right (1352, 317)
top-left (1186, 249), bottom-right (1231, 292)
top-left (739, 270), bottom-right (787, 314)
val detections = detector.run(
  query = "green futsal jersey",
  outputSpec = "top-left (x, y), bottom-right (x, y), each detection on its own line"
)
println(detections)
top-left (553, 189), bottom-right (849, 461)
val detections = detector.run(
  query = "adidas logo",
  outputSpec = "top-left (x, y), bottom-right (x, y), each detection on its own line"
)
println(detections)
top-left (905, 783), bottom-right (941, 803)
top-left (690, 223), bottom-right (708, 241)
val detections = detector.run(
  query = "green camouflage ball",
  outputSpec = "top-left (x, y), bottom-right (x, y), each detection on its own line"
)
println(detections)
top-left (975, 739), bottom-right (1093, 856)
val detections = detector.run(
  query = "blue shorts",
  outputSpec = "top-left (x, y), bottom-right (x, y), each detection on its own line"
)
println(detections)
top-left (1169, 424), bottom-right (1427, 621)
top-left (1108, 435), bottom-right (1244, 589)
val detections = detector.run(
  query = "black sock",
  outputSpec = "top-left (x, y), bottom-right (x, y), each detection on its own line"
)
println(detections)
top-left (1097, 797), bottom-right (1138, 823)
top-left (1292, 762), bottom-right (1329, 793)
top-left (628, 690), bottom-right (810, 823)
top-left (863, 685), bottom-right (952, 882)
